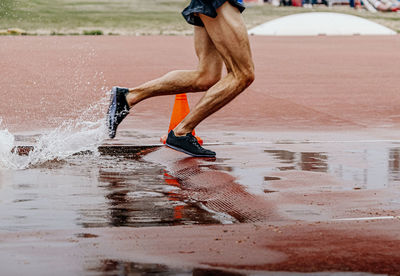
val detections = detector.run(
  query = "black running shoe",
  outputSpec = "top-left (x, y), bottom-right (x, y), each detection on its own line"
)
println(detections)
top-left (107, 86), bottom-right (130, 139)
top-left (166, 130), bottom-right (216, 157)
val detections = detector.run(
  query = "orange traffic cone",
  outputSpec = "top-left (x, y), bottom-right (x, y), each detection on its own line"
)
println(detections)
top-left (160, 94), bottom-right (203, 145)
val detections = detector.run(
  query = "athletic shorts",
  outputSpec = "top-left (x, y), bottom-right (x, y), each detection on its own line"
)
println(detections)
top-left (182, 0), bottom-right (245, 27)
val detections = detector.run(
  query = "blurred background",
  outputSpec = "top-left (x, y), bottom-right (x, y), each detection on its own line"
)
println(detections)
top-left (0, 0), bottom-right (399, 36)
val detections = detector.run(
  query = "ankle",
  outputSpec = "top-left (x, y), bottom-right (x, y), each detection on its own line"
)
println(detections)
top-left (173, 128), bottom-right (191, 137)
top-left (125, 91), bottom-right (138, 108)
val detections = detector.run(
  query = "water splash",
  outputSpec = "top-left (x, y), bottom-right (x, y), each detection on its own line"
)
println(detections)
top-left (0, 93), bottom-right (109, 170)
top-left (0, 118), bottom-right (16, 169)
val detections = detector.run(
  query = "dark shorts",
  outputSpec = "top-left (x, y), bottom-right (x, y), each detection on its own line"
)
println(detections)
top-left (182, 0), bottom-right (245, 27)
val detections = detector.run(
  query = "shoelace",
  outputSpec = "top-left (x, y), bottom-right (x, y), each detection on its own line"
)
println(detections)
top-left (188, 135), bottom-right (203, 151)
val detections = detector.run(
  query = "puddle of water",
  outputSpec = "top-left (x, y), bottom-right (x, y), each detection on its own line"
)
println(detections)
top-left (0, 102), bottom-right (225, 231)
top-left (85, 259), bottom-right (379, 276)
top-left (263, 144), bottom-right (400, 190)
top-left (0, 153), bottom-right (224, 231)
top-left (86, 259), bottom-right (192, 276)
top-left (2, 128), bottom-right (400, 231)
top-left (86, 259), bottom-right (251, 276)
top-left (265, 150), bottom-right (328, 173)
top-left (264, 177), bottom-right (281, 181)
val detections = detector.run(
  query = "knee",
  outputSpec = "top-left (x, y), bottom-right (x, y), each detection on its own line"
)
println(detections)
top-left (244, 68), bottom-right (255, 87)
top-left (237, 66), bottom-right (255, 90)
top-left (194, 71), bottom-right (221, 91)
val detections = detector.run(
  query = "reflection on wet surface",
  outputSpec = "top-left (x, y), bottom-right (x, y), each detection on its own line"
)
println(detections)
top-left (87, 259), bottom-right (245, 276)
top-left (96, 167), bottom-right (220, 228)
top-left (264, 146), bottom-right (400, 189)
top-left (85, 259), bottom-right (371, 276)
top-left (87, 259), bottom-right (191, 276)
top-left (0, 153), bottom-right (221, 231)
top-left (2, 137), bottom-right (400, 231)
top-left (265, 150), bottom-right (328, 173)
top-left (389, 148), bottom-right (400, 182)
top-left (144, 150), bottom-right (275, 223)
top-left (264, 177), bottom-right (281, 181)
top-left (75, 232), bottom-right (99, 238)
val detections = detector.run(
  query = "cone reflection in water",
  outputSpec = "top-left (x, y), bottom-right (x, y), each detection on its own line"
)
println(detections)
top-left (164, 172), bottom-right (184, 221)
top-left (160, 94), bottom-right (203, 145)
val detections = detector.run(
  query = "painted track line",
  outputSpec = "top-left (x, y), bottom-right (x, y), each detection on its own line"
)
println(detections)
top-left (230, 139), bottom-right (400, 146)
top-left (333, 216), bottom-right (400, 221)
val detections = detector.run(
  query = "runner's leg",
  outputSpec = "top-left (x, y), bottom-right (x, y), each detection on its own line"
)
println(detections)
top-left (173, 2), bottom-right (255, 136)
top-left (125, 26), bottom-right (223, 107)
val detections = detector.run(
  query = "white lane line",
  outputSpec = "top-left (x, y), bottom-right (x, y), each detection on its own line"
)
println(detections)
top-left (233, 140), bottom-right (400, 145)
top-left (203, 140), bottom-right (400, 146)
top-left (296, 140), bottom-right (400, 144)
top-left (333, 216), bottom-right (400, 221)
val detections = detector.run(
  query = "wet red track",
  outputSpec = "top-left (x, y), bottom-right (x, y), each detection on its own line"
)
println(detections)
top-left (1, 36), bottom-right (400, 132)
top-left (1, 35), bottom-right (400, 274)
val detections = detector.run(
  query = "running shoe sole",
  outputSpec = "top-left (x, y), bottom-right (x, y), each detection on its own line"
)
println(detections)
top-left (107, 86), bottom-right (130, 139)
top-left (165, 143), bottom-right (216, 157)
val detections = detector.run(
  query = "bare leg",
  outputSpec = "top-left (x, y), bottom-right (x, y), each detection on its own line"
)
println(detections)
top-left (126, 27), bottom-right (223, 107)
top-left (174, 2), bottom-right (255, 136)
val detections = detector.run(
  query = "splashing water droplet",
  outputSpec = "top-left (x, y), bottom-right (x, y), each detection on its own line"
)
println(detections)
top-left (0, 92), bottom-right (109, 170)
top-left (0, 118), bottom-right (16, 169)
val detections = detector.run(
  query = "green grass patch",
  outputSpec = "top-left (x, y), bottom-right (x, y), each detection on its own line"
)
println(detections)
top-left (0, 0), bottom-right (15, 17)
